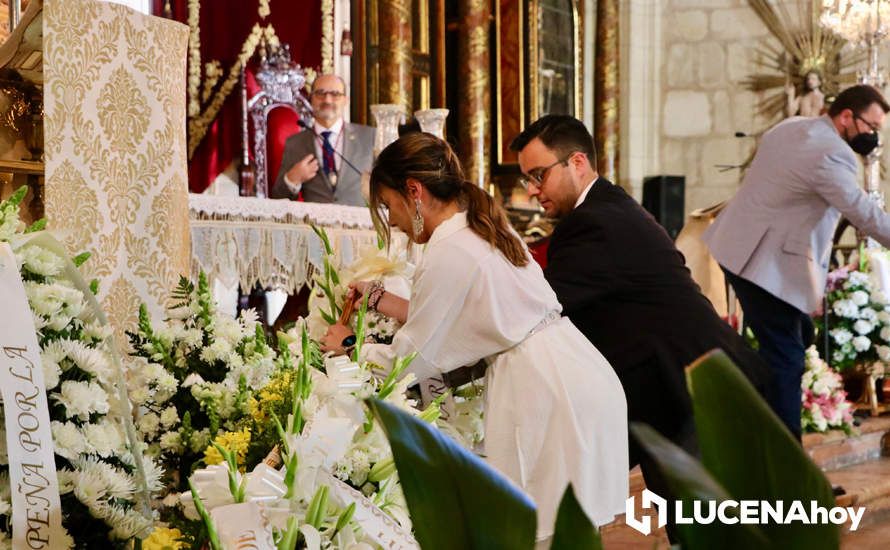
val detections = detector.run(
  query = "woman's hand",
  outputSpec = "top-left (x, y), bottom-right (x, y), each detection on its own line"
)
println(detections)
top-left (320, 323), bottom-right (356, 355)
top-left (347, 280), bottom-right (372, 302)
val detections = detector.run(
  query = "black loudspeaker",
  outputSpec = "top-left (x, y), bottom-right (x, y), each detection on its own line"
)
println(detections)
top-left (642, 175), bottom-right (685, 240)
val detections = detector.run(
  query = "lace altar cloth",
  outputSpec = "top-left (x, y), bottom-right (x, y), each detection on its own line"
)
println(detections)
top-left (189, 194), bottom-right (389, 292)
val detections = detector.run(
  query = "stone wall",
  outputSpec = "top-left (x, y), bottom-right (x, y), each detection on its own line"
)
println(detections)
top-left (658, 0), bottom-right (772, 215)
top-left (640, 0), bottom-right (890, 216)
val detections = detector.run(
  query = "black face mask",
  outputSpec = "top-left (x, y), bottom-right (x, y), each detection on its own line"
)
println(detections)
top-left (846, 117), bottom-right (880, 156)
top-left (848, 131), bottom-right (880, 156)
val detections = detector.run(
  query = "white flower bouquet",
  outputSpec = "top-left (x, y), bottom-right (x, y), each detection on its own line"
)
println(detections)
top-left (802, 346), bottom-right (855, 434)
top-left (0, 187), bottom-right (162, 548)
top-left (819, 263), bottom-right (890, 373)
top-left (127, 273), bottom-right (278, 495)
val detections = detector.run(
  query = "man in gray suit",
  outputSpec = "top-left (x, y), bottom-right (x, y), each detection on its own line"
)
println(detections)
top-left (704, 85), bottom-right (890, 439)
top-left (270, 74), bottom-right (375, 206)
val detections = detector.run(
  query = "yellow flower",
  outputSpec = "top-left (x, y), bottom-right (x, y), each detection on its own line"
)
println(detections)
top-left (142, 526), bottom-right (185, 550)
top-left (204, 428), bottom-right (252, 467)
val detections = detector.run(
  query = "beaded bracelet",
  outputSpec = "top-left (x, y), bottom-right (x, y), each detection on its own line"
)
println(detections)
top-left (366, 279), bottom-right (385, 311)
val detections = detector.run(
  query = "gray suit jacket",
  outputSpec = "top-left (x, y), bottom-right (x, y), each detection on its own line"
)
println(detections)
top-left (703, 114), bottom-right (890, 313)
top-left (270, 122), bottom-right (375, 206)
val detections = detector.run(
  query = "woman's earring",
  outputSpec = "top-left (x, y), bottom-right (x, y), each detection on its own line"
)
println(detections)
top-left (412, 198), bottom-right (424, 239)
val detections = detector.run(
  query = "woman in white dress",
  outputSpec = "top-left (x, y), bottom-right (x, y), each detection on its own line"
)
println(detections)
top-left (321, 133), bottom-right (628, 542)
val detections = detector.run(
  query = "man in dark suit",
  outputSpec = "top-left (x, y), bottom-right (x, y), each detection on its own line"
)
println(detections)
top-left (270, 74), bottom-right (375, 206)
top-left (511, 115), bottom-right (770, 534)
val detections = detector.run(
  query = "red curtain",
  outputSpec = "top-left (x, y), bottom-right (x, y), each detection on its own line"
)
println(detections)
top-left (153, 0), bottom-right (323, 193)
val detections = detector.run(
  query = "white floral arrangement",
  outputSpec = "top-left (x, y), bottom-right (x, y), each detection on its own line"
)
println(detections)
top-left (0, 187), bottom-right (162, 548)
top-left (802, 346), bottom-right (855, 434)
top-left (304, 228), bottom-right (411, 345)
top-left (127, 273), bottom-right (278, 494)
top-left (821, 263), bottom-right (890, 373)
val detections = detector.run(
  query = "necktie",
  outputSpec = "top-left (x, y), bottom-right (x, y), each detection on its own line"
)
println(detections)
top-left (321, 130), bottom-right (336, 177)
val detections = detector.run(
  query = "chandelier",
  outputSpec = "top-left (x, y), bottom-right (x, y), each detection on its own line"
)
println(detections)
top-left (821, 0), bottom-right (890, 48)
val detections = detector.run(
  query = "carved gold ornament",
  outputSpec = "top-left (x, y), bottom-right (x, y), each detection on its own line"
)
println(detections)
top-left (745, 0), bottom-right (863, 121)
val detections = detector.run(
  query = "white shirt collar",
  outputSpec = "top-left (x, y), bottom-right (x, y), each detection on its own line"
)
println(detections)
top-left (314, 118), bottom-right (344, 136)
top-left (427, 210), bottom-right (468, 248)
top-left (574, 178), bottom-right (597, 209)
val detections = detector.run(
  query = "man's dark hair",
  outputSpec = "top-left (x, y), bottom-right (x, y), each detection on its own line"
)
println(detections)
top-left (828, 84), bottom-right (890, 117)
top-left (509, 114), bottom-right (597, 165)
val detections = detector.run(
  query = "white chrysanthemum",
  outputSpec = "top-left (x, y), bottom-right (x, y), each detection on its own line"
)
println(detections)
top-left (159, 406), bottom-right (179, 428)
top-left (141, 456), bottom-right (165, 492)
top-left (56, 469), bottom-right (75, 495)
top-left (138, 413), bottom-right (160, 437)
top-left (154, 372), bottom-right (178, 401)
top-left (860, 307), bottom-right (878, 322)
top-left (18, 245), bottom-right (65, 277)
top-left (128, 385), bottom-right (150, 406)
top-left (41, 351), bottom-right (62, 390)
top-left (182, 328), bottom-right (204, 350)
top-left (65, 339), bottom-right (113, 384)
top-left (848, 271), bottom-right (871, 288)
top-left (879, 345), bottom-right (890, 363)
top-left (853, 335), bottom-right (872, 352)
top-left (182, 373), bottom-right (205, 387)
top-left (831, 328), bottom-right (853, 345)
top-left (239, 308), bottom-right (259, 332)
top-left (82, 321), bottom-right (113, 342)
top-left (83, 420), bottom-right (124, 457)
top-left (51, 421), bottom-right (88, 460)
top-left (199, 339), bottom-right (234, 364)
top-left (881, 327), bottom-right (890, 343)
top-left (72, 456), bottom-right (135, 500)
top-left (851, 290), bottom-right (870, 306)
top-left (832, 350), bottom-right (845, 363)
top-left (854, 319), bottom-right (875, 335)
top-left (213, 315), bottom-right (243, 345)
top-left (52, 380), bottom-right (110, 421)
top-left (833, 299), bottom-right (859, 319)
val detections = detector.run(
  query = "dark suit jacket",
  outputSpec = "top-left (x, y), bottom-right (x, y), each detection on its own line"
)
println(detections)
top-left (545, 178), bottom-right (770, 449)
top-left (270, 122), bottom-right (375, 206)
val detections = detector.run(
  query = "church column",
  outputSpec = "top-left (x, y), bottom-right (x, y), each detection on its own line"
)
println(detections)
top-left (458, 0), bottom-right (491, 188)
top-left (378, 0), bottom-right (413, 113)
top-left (594, 0), bottom-right (619, 183)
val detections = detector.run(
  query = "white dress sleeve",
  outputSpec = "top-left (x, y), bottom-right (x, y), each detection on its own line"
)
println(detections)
top-left (360, 238), bottom-right (541, 380)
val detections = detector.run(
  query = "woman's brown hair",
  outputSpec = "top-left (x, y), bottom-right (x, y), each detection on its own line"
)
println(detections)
top-left (369, 133), bottom-right (529, 267)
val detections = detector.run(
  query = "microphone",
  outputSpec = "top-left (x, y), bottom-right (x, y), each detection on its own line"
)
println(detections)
top-left (297, 118), bottom-right (364, 177)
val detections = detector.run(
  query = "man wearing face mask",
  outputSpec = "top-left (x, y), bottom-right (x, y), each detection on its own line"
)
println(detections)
top-left (705, 84), bottom-right (890, 440)
top-left (271, 74), bottom-right (374, 205)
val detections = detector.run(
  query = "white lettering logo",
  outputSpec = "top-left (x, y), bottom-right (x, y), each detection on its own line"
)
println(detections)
top-left (625, 489), bottom-right (667, 536)
top-left (625, 491), bottom-right (866, 535)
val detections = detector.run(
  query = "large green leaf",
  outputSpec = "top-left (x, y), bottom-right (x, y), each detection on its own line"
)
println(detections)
top-left (687, 350), bottom-right (838, 549)
top-left (368, 398), bottom-right (537, 550)
top-left (550, 485), bottom-right (603, 550)
top-left (630, 423), bottom-right (768, 549)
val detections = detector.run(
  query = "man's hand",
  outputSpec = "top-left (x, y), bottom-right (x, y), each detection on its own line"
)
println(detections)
top-left (285, 154), bottom-right (319, 185)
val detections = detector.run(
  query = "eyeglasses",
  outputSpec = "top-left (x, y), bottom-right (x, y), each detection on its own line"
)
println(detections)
top-left (311, 89), bottom-right (346, 99)
top-left (518, 155), bottom-right (572, 190)
top-left (855, 114), bottom-right (881, 134)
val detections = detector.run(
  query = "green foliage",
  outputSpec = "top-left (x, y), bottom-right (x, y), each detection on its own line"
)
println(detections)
top-left (368, 398), bottom-right (538, 550)
top-left (550, 485), bottom-right (604, 550)
top-left (633, 350), bottom-right (838, 550)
